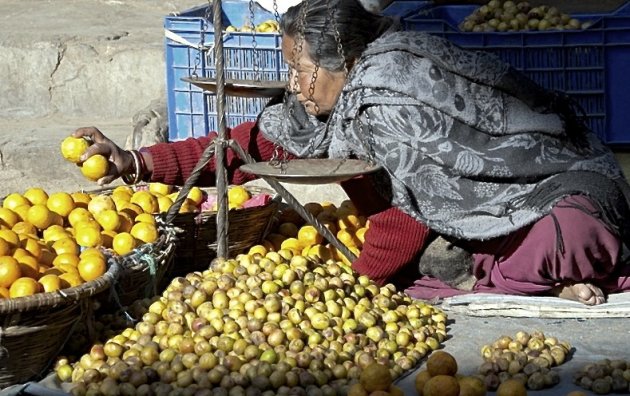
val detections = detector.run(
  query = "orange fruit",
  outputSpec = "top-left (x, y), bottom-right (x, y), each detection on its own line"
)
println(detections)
top-left (21, 237), bottom-right (43, 259)
top-left (186, 187), bottom-right (205, 206)
top-left (12, 205), bottom-right (31, 222)
top-left (71, 192), bottom-right (92, 209)
top-left (100, 230), bottom-right (116, 249)
top-left (148, 183), bottom-right (173, 196)
top-left (68, 207), bottom-right (94, 228)
top-left (16, 255), bottom-right (40, 279)
top-left (0, 256), bottom-right (21, 288)
top-left (130, 222), bottom-right (158, 244)
top-left (0, 229), bottom-right (20, 249)
top-left (112, 232), bottom-right (137, 256)
top-left (297, 225), bottom-right (323, 246)
top-left (75, 226), bottom-right (103, 248)
top-left (134, 213), bottom-right (156, 225)
top-left (227, 186), bottom-right (251, 207)
top-left (26, 204), bottom-right (54, 230)
top-left (39, 274), bottom-right (63, 293)
top-left (78, 256), bottom-right (106, 282)
top-left (117, 212), bottom-right (134, 233)
top-left (81, 154), bottom-right (110, 181)
top-left (130, 191), bottom-right (159, 214)
top-left (80, 247), bottom-right (105, 260)
top-left (3, 193), bottom-right (30, 211)
top-left (96, 209), bottom-right (121, 232)
top-left (52, 237), bottom-right (80, 256)
top-left (59, 272), bottom-right (83, 288)
top-left (23, 187), bottom-right (49, 206)
top-left (9, 277), bottom-right (41, 298)
top-left (53, 253), bottom-right (81, 268)
top-left (47, 192), bottom-right (76, 218)
top-left (119, 203), bottom-right (144, 218)
top-left (337, 228), bottom-right (359, 248)
top-left (12, 221), bottom-right (38, 237)
top-left (0, 208), bottom-right (19, 228)
top-left (0, 239), bottom-right (11, 256)
top-left (0, 287), bottom-right (9, 298)
top-left (61, 136), bottom-right (90, 163)
top-left (87, 194), bottom-right (115, 215)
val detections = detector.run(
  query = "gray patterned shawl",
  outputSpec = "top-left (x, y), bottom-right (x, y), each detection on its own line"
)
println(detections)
top-left (259, 31), bottom-right (630, 241)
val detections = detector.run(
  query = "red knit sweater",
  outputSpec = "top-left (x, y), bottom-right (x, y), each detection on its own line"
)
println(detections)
top-left (145, 122), bottom-right (431, 285)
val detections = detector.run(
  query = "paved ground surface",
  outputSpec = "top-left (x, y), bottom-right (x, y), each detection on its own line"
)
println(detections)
top-left (1, 1), bottom-right (630, 395)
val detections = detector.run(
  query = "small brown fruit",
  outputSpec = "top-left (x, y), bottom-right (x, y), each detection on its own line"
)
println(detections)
top-left (458, 376), bottom-right (487, 396)
top-left (347, 383), bottom-right (368, 396)
top-left (496, 378), bottom-right (527, 396)
top-left (426, 351), bottom-right (458, 377)
top-left (415, 370), bottom-right (432, 395)
top-left (423, 375), bottom-right (460, 396)
top-left (360, 363), bottom-right (393, 392)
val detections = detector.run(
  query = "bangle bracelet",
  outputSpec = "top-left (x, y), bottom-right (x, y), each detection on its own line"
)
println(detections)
top-left (122, 150), bottom-right (142, 185)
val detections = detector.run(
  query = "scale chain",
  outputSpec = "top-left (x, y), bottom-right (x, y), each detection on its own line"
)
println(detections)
top-left (249, 0), bottom-right (261, 81)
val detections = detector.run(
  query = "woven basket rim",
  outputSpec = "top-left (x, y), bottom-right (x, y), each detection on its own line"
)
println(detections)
top-left (0, 260), bottom-right (120, 315)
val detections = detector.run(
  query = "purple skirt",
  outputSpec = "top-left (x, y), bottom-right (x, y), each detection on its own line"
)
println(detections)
top-left (405, 195), bottom-right (630, 300)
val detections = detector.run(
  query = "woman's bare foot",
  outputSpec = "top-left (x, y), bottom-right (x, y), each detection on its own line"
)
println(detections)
top-left (553, 283), bottom-right (606, 305)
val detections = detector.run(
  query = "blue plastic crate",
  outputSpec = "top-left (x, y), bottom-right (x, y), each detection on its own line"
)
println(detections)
top-left (165, 1), bottom-right (287, 140)
top-left (403, 3), bottom-right (630, 145)
top-left (381, 0), bottom-right (433, 18)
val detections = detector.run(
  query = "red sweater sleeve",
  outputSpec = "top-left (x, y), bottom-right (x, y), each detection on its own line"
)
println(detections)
top-left (352, 207), bottom-right (433, 285)
top-left (145, 122), bottom-right (295, 186)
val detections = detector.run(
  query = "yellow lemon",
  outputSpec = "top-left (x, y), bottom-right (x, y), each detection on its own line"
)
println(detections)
top-left (42, 225), bottom-right (70, 243)
top-left (71, 192), bottom-right (92, 209)
top-left (149, 183), bottom-right (173, 196)
top-left (0, 238), bottom-right (11, 257)
top-left (80, 247), bottom-right (105, 260)
top-left (0, 229), bottom-right (20, 249)
top-left (96, 209), bottom-right (121, 232)
top-left (187, 187), bottom-right (205, 206)
top-left (3, 193), bottom-right (30, 211)
top-left (227, 186), bottom-right (251, 207)
top-left (12, 205), bottom-right (31, 222)
top-left (157, 195), bottom-right (173, 213)
top-left (280, 237), bottom-right (303, 254)
top-left (53, 253), bottom-right (81, 268)
top-left (52, 237), bottom-right (80, 256)
top-left (337, 213), bottom-right (362, 231)
top-left (297, 225), bottom-right (323, 247)
top-left (26, 204), bottom-right (54, 230)
top-left (81, 154), bottom-right (110, 181)
top-left (21, 237), bottom-right (43, 259)
top-left (87, 194), bottom-right (115, 215)
top-left (59, 272), bottom-right (83, 288)
top-left (16, 255), bottom-right (40, 279)
top-left (78, 255), bottom-right (106, 282)
top-left (39, 274), bottom-right (63, 293)
top-left (0, 208), bottom-right (19, 228)
top-left (9, 277), bottom-right (41, 298)
top-left (306, 244), bottom-right (334, 261)
top-left (337, 228), bottom-right (359, 248)
top-left (130, 222), bottom-right (158, 244)
top-left (117, 212), bottom-right (134, 233)
top-left (248, 244), bottom-right (268, 257)
top-left (12, 221), bottom-right (37, 237)
top-left (75, 226), bottom-right (103, 248)
top-left (47, 192), bottom-right (75, 218)
top-left (130, 191), bottom-right (159, 214)
top-left (23, 187), bottom-right (49, 206)
top-left (68, 207), bottom-right (94, 228)
top-left (0, 256), bottom-right (21, 288)
top-left (356, 227), bottom-right (368, 244)
top-left (119, 203), bottom-right (144, 218)
top-left (112, 185), bottom-right (134, 196)
top-left (112, 232), bottom-right (138, 256)
top-left (134, 213), bottom-right (156, 225)
top-left (60, 136), bottom-right (90, 163)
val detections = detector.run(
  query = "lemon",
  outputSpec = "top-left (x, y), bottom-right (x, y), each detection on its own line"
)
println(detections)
top-left (0, 208), bottom-right (19, 228)
top-left (61, 136), bottom-right (90, 163)
top-left (112, 232), bottom-right (137, 256)
top-left (149, 183), bottom-right (173, 196)
top-left (75, 226), bottom-right (103, 248)
top-left (130, 222), bottom-right (158, 244)
top-left (52, 237), bottom-right (80, 256)
top-left (47, 192), bottom-right (76, 218)
top-left (96, 209), bottom-right (121, 232)
top-left (3, 193), bottom-right (30, 211)
top-left (87, 194), bottom-right (115, 216)
top-left (26, 204), bottom-right (54, 230)
top-left (81, 154), bottom-right (109, 181)
top-left (12, 221), bottom-right (37, 237)
top-left (68, 207), bottom-right (94, 228)
top-left (227, 186), bottom-right (251, 207)
top-left (71, 192), bottom-right (92, 209)
top-left (23, 187), bottom-right (49, 206)
top-left (186, 187), bottom-right (205, 206)
top-left (134, 213), bottom-right (156, 225)
top-left (157, 196), bottom-right (173, 213)
top-left (130, 191), bottom-right (159, 214)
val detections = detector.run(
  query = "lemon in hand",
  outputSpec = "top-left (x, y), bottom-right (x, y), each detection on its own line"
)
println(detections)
top-left (81, 155), bottom-right (109, 182)
top-left (61, 136), bottom-right (90, 163)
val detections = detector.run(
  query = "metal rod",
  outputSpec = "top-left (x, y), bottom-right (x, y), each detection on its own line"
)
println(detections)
top-left (228, 140), bottom-right (358, 263)
top-left (213, 0), bottom-right (229, 258)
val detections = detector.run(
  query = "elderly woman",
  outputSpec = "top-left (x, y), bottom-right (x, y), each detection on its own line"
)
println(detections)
top-left (75, 0), bottom-right (630, 305)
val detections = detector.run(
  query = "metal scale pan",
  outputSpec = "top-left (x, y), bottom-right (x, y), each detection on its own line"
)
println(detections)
top-left (182, 77), bottom-right (286, 98)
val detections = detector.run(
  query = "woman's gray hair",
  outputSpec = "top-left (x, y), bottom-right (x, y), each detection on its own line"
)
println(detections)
top-left (280, 0), bottom-right (394, 72)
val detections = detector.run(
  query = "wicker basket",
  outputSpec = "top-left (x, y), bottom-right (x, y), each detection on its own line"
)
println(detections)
top-left (107, 220), bottom-right (178, 308)
top-left (0, 262), bottom-right (120, 389)
top-left (168, 185), bottom-right (280, 278)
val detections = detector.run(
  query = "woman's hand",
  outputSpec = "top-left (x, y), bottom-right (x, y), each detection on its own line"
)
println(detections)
top-left (73, 127), bottom-right (134, 185)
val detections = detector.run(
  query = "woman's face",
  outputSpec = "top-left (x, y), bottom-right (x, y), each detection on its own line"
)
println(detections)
top-left (282, 34), bottom-right (347, 116)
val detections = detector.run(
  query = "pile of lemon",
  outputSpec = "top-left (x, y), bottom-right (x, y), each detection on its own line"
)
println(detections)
top-left (225, 19), bottom-right (280, 33)
top-left (0, 186), bottom-right (172, 300)
top-left (249, 200), bottom-right (369, 266)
